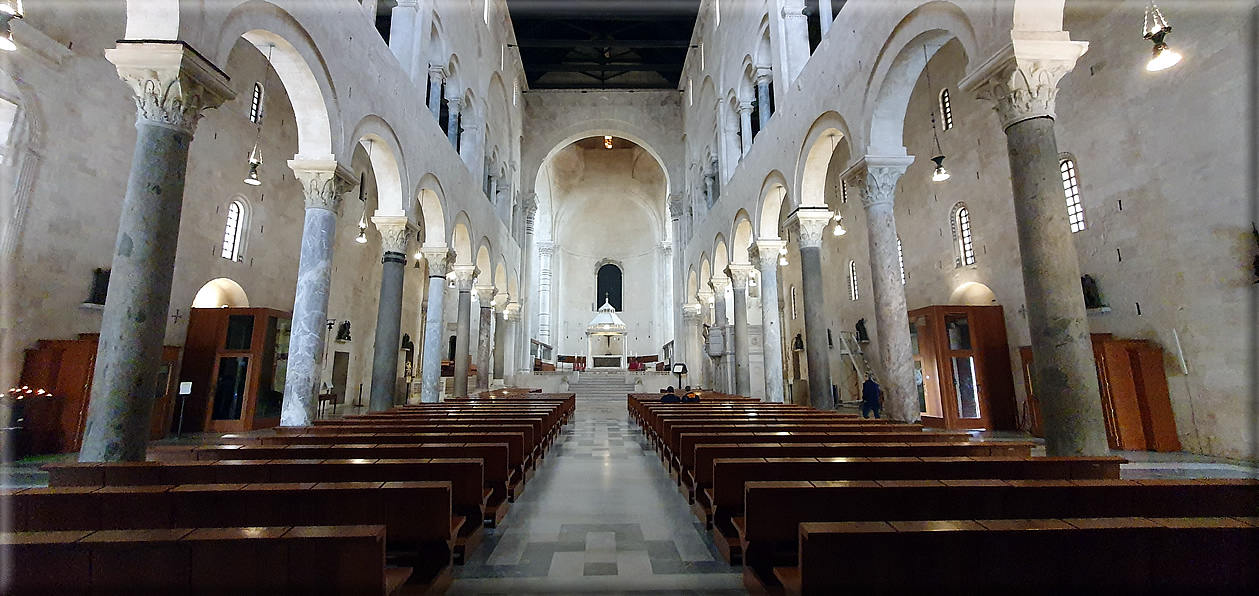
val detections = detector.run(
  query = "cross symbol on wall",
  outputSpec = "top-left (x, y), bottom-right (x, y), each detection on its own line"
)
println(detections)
top-left (170, 309), bottom-right (184, 323)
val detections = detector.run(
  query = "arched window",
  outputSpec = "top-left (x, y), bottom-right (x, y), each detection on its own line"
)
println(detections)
top-left (596, 263), bottom-right (623, 311)
top-left (848, 260), bottom-right (859, 301)
top-left (221, 200), bottom-right (246, 261)
top-left (953, 204), bottom-right (976, 266)
top-left (1061, 157), bottom-right (1086, 233)
top-left (939, 88), bottom-right (954, 131)
top-left (790, 286), bottom-right (798, 320)
top-left (897, 238), bottom-right (906, 284)
top-left (248, 83), bottom-right (264, 124)
top-left (840, 179), bottom-right (849, 204)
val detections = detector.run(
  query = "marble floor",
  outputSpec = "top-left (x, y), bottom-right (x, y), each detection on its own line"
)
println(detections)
top-left (448, 393), bottom-right (745, 595)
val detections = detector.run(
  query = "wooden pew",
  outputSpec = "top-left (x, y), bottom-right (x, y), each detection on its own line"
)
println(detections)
top-left (4, 525), bottom-right (416, 595)
top-left (704, 455), bottom-right (1126, 563)
top-left (780, 517), bottom-right (1259, 594)
top-left (282, 422), bottom-right (543, 468)
top-left (43, 458), bottom-right (487, 562)
top-left (739, 478), bottom-right (1259, 593)
top-left (192, 442), bottom-right (513, 526)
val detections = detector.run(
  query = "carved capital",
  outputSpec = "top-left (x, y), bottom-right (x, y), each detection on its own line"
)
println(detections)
top-left (537, 241), bottom-right (555, 258)
top-left (105, 41), bottom-right (235, 135)
top-left (725, 264), bottom-right (755, 289)
top-left (474, 285), bottom-right (498, 304)
top-left (428, 63), bottom-right (447, 79)
top-left (696, 288), bottom-right (715, 306)
top-left (372, 215), bottom-right (412, 255)
top-left (787, 207), bottom-right (833, 249)
top-left (959, 37), bottom-right (1089, 130)
top-left (749, 240), bottom-right (786, 272)
top-left (289, 159), bottom-right (356, 212)
top-left (421, 248), bottom-right (453, 277)
top-left (668, 193), bottom-right (685, 219)
top-left (451, 265), bottom-right (478, 291)
top-left (682, 303), bottom-right (704, 324)
top-left (709, 276), bottom-right (731, 295)
top-left (504, 302), bottom-right (522, 321)
top-left (737, 101), bottom-right (754, 114)
top-left (843, 156), bottom-right (914, 210)
top-left (522, 192), bottom-right (539, 219)
top-left (754, 66), bottom-right (773, 84)
top-left (781, 6), bottom-right (808, 19)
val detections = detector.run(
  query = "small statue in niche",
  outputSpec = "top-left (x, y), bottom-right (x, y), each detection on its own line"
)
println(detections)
top-left (336, 321), bottom-right (352, 342)
top-left (85, 268), bottom-right (110, 305)
top-left (854, 318), bottom-right (870, 343)
top-left (792, 334), bottom-right (805, 351)
top-left (1081, 274), bottom-right (1107, 310)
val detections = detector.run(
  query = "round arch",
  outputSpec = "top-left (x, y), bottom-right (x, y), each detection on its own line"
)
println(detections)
top-left (756, 170), bottom-right (790, 240)
top-left (712, 236), bottom-right (729, 280)
top-left (950, 282), bottom-right (998, 306)
top-left (451, 213), bottom-right (473, 265)
top-left (731, 213), bottom-right (754, 265)
top-left (415, 174), bottom-right (447, 248)
top-left (349, 116), bottom-right (408, 216)
top-left (192, 278), bottom-right (250, 308)
top-left (796, 111), bottom-right (853, 209)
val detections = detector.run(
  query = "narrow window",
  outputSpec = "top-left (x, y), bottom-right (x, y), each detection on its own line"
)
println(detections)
top-left (840, 179), bottom-right (848, 204)
top-left (848, 260), bottom-right (859, 301)
top-left (939, 88), bottom-right (953, 131)
top-left (249, 83), bottom-right (264, 124)
top-left (956, 205), bottom-right (976, 266)
top-left (791, 286), bottom-right (798, 320)
top-left (897, 238), bottom-right (906, 284)
top-left (221, 200), bottom-right (245, 261)
top-left (1061, 158), bottom-right (1086, 233)
top-left (596, 263), bottom-right (623, 311)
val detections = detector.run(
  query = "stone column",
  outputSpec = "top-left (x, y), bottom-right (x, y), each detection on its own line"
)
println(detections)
top-left (450, 265), bottom-right (477, 397)
top-left (493, 298), bottom-right (508, 381)
top-left (669, 195), bottom-right (686, 365)
top-left (961, 38), bottom-right (1108, 456)
top-left (388, 0), bottom-right (418, 73)
top-left (537, 241), bottom-right (555, 344)
top-left (755, 67), bottom-right (773, 131)
top-left (726, 265), bottom-right (754, 396)
top-left (445, 94), bottom-right (461, 149)
top-left (703, 170), bottom-right (716, 207)
top-left (737, 101), bottom-right (754, 155)
top-left (696, 289), bottom-right (715, 389)
top-left (368, 217), bottom-right (411, 412)
top-left (788, 207), bottom-right (834, 410)
top-left (519, 195), bottom-right (539, 374)
top-left (709, 277), bottom-right (733, 393)
top-left (474, 285), bottom-right (497, 390)
top-left (818, 0), bottom-right (833, 35)
top-left (780, 2), bottom-right (811, 81)
top-left (419, 249), bottom-right (452, 403)
top-left (682, 304), bottom-right (705, 388)
top-left (79, 42), bottom-right (234, 462)
top-left (279, 161), bottom-right (356, 427)
top-left (502, 302), bottom-right (521, 385)
top-left (427, 64), bottom-right (445, 121)
top-left (751, 241), bottom-right (786, 403)
top-left (845, 157), bottom-right (918, 423)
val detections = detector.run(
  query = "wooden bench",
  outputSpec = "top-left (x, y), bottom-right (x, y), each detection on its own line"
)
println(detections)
top-left (674, 430), bottom-right (976, 478)
top-left (43, 458), bottom-right (487, 562)
top-left (4, 525), bottom-right (416, 595)
top-left (704, 455), bottom-right (1126, 563)
top-left (192, 442), bottom-right (513, 526)
top-left (780, 517), bottom-right (1259, 594)
top-left (739, 478), bottom-right (1259, 592)
top-left (283, 422), bottom-right (543, 466)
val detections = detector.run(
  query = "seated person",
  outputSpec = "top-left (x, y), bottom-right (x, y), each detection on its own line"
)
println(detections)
top-left (681, 388), bottom-right (700, 403)
top-left (660, 385), bottom-right (673, 394)
top-left (660, 387), bottom-right (681, 403)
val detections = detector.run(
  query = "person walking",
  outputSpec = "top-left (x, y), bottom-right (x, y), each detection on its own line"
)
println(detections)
top-left (861, 374), bottom-right (882, 419)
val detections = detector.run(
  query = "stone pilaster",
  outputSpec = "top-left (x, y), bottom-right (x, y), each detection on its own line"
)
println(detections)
top-left (755, 67), bottom-right (773, 131)
top-left (419, 248), bottom-right (452, 403)
top-left (960, 37), bottom-right (1107, 456)
top-left (780, 1), bottom-right (811, 81)
top-left (751, 240), bottom-right (786, 403)
top-left (726, 264), bottom-right (755, 396)
top-left (737, 101), bottom-right (754, 155)
top-left (502, 302), bottom-right (521, 385)
top-left (450, 265), bottom-right (477, 397)
top-left (427, 64), bottom-right (446, 121)
top-left (844, 156), bottom-right (918, 422)
top-left (80, 42), bottom-right (235, 462)
top-left (474, 285), bottom-right (497, 391)
top-left (388, 0), bottom-right (418, 76)
top-left (788, 207), bottom-right (835, 410)
top-left (368, 216), bottom-right (412, 412)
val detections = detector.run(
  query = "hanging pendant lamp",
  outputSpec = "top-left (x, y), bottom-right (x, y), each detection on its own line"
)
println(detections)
top-left (244, 45), bottom-right (275, 186)
top-left (1143, 2), bottom-right (1182, 72)
top-left (923, 45), bottom-right (950, 183)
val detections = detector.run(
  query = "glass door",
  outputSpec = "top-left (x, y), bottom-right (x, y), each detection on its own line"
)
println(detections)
top-left (943, 313), bottom-right (988, 428)
top-left (910, 315), bottom-right (942, 419)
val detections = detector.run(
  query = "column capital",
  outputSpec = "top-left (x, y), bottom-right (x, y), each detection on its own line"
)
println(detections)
top-left (682, 303), bottom-right (704, 323)
top-left (842, 155), bottom-right (915, 209)
top-left (660, 241), bottom-right (673, 256)
top-left (737, 100), bottom-right (754, 114)
top-left (428, 63), bottom-right (447, 78)
top-left (696, 288), bottom-right (715, 305)
top-left (396, 0), bottom-right (419, 8)
top-left (289, 159), bottom-right (356, 212)
top-left (451, 265), bottom-right (478, 291)
top-left (421, 248), bottom-right (453, 277)
top-left (668, 193), bottom-right (685, 218)
top-left (474, 285), bottom-right (498, 304)
top-left (446, 95), bottom-right (463, 111)
top-left (754, 66), bottom-right (773, 84)
top-left (749, 240), bottom-right (786, 271)
top-left (780, 4), bottom-right (807, 19)
top-left (504, 302), bottom-right (522, 321)
top-left (725, 264), bottom-right (755, 289)
top-left (959, 35), bottom-right (1089, 130)
top-left (709, 276), bottom-right (731, 294)
top-left (105, 41), bottom-right (236, 135)
top-left (537, 241), bottom-right (555, 257)
top-left (522, 192), bottom-right (539, 218)
top-left (372, 215), bottom-right (412, 254)
top-left (786, 207), bottom-right (833, 249)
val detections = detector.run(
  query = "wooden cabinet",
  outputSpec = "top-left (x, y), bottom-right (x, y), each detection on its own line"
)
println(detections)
top-left (909, 305), bottom-right (1017, 431)
top-left (1019, 334), bottom-right (1181, 452)
top-left (19, 334), bottom-right (181, 454)
top-left (179, 308), bottom-right (291, 433)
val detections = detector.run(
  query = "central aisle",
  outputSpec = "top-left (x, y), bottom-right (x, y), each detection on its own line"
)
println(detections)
top-left (449, 391), bottom-right (744, 595)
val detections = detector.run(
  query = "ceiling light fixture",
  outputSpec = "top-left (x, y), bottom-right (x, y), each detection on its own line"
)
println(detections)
top-left (832, 213), bottom-right (847, 236)
top-left (604, 135), bottom-right (614, 149)
top-left (923, 45), bottom-right (950, 183)
top-left (244, 44), bottom-right (275, 186)
top-left (1143, 2), bottom-right (1182, 72)
top-left (0, 1), bottom-right (23, 52)
top-left (355, 140), bottom-right (374, 245)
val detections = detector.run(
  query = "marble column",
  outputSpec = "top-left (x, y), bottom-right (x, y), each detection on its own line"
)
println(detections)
top-left (368, 217), bottom-right (411, 412)
top-left (79, 43), bottom-right (234, 462)
top-left (502, 302), bottom-right (521, 386)
top-left (780, 2), bottom-right (811, 81)
top-left (419, 249), bottom-right (452, 403)
top-left (846, 157), bottom-right (918, 423)
top-left (445, 94), bottom-right (461, 149)
top-left (451, 265), bottom-right (477, 397)
top-left (789, 207), bottom-right (835, 410)
top-left (818, 0), bottom-right (833, 35)
top-left (751, 241), bottom-right (786, 403)
top-left (669, 195), bottom-right (686, 366)
top-left (755, 68), bottom-right (773, 131)
top-left (682, 304), bottom-right (705, 389)
top-left (737, 101), bottom-right (754, 155)
top-left (427, 64), bottom-right (445, 122)
top-left (709, 277), bottom-right (734, 393)
top-left (696, 289), bottom-right (715, 389)
top-left (961, 38), bottom-right (1108, 456)
top-left (726, 265), bottom-right (754, 396)
top-left (474, 285), bottom-right (497, 391)
top-left (537, 241), bottom-right (555, 344)
top-left (280, 162), bottom-right (356, 426)
top-left (388, 0), bottom-right (418, 74)
top-left (493, 298), bottom-right (507, 381)
top-left (519, 195), bottom-right (539, 374)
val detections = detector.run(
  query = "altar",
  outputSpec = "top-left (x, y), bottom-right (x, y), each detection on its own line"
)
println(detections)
top-left (586, 300), bottom-right (628, 369)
